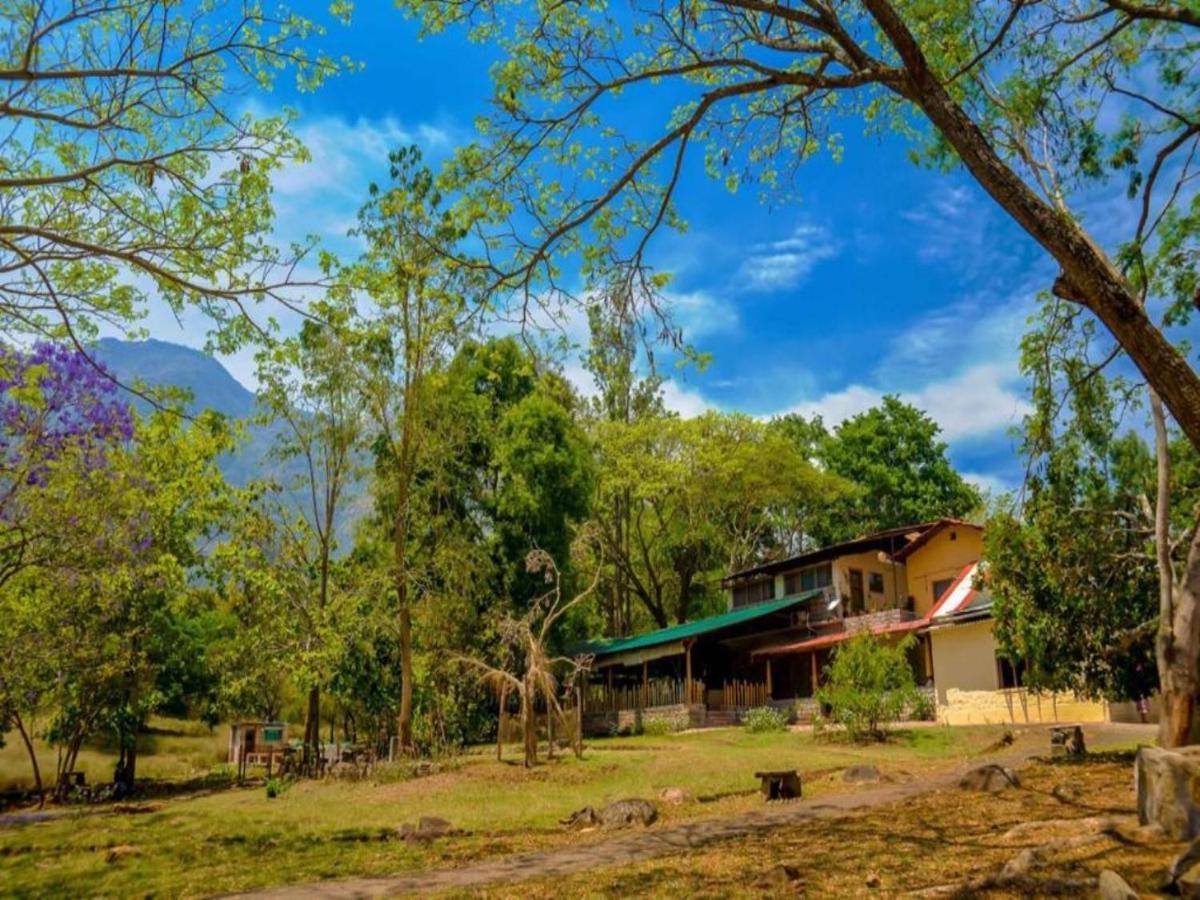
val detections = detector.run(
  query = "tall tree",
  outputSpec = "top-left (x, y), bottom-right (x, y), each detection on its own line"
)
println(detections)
top-left (256, 313), bottom-right (364, 759)
top-left (406, 0), bottom-right (1200, 453)
top-left (346, 146), bottom-right (475, 753)
top-left (816, 397), bottom-right (980, 541)
top-left (0, 1), bottom-right (348, 347)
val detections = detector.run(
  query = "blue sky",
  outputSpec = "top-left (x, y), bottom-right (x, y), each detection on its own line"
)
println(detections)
top-left (147, 4), bottom-right (1055, 494)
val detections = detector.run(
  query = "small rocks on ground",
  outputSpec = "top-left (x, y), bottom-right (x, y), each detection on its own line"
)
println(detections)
top-left (1098, 869), bottom-right (1138, 900)
top-left (105, 845), bottom-right (139, 864)
top-left (659, 787), bottom-right (690, 805)
top-left (958, 764), bottom-right (1021, 792)
top-left (865, 871), bottom-right (881, 889)
top-left (842, 765), bottom-right (882, 784)
top-left (561, 799), bottom-right (658, 829)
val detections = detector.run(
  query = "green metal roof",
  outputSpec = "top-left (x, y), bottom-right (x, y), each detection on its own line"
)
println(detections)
top-left (575, 589), bottom-right (824, 659)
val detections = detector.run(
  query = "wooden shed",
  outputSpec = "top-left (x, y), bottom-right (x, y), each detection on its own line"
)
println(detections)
top-left (228, 721), bottom-right (288, 769)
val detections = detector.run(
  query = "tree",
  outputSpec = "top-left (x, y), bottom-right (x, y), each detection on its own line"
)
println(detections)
top-left (256, 314), bottom-right (364, 759)
top-left (592, 411), bottom-right (843, 627)
top-left (345, 145), bottom-right (477, 752)
top-left (407, 0), bottom-right (1200, 455)
top-left (457, 549), bottom-right (597, 767)
top-left (815, 632), bottom-right (923, 742)
top-left (991, 295), bottom-right (1200, 745)
top-left (0, 1), bottom-right (348, 347)
top-left (815, 397), bottom-right (981, 541)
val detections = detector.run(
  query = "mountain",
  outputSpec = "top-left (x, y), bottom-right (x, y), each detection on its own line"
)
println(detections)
top-left (92, 338), bottom-right (273, 485)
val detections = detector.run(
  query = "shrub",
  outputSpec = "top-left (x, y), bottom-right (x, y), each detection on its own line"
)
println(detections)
top-left (815, 633), bottom-right (922, 742)
top-left (743, 706), bottom-right (789, 733)
top-left (910, 690), bottom-right (936, 722)
top-left (639, 717), bottom-right (675, 736)
top-left (264, 777), bottom-right (291, 799)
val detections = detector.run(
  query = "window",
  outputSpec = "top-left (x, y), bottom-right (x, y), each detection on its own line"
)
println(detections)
top-left (848, 568), bottom-right (865, 614)
top-left (868, 572), bottom-right (885, 594)
top-left (263, 727), bottom-right (284, 743)
top-left (784, 563), bottom-right (832, 595)
top-left (997, 656), bottom-right (1025, 689)
top-left (932, 578), bottom-right (955, 605)
top-left (732, 578), bottom-right (775, 608)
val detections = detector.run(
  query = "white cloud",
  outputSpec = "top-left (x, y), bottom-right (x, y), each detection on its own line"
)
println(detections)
top-left (778, 363), bottom-right (1030, 443)
top-left (961, 470), bottom-right (1016, 498)
top-left (667, 289), bottom-right (740, 341)
top-left (661, 378), bottom-right (715, 418)
top-left (736, 223), bottom-right (839, 292)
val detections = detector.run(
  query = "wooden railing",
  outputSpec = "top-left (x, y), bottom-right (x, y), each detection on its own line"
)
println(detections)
top-left (583, 678), bottom-right (706, 713)
top-left (717, 679), bottom-right (770, 709)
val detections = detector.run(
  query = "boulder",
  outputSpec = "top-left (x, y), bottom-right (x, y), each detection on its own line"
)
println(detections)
top-left (843, 765), bottom-right (882, 784)
top-left (1135, 746), bottom-right (1200, 840)
top-left (959, 764), bottom-right (1021, 792)
top-left (864, 871), bottom-right (881, 889)
top-left (599, 798), bottom-right (658, 827)
top-left (1050, 725), bottom-right (1086, 757)
top-left (757, 864), bottom-right (803, 891)
top-left (397, 816), bottom-right (459, 843)
top-left (659, 787), bottom-right (691, 805)
top-left (1098, 870), bottom-right (1138, 900)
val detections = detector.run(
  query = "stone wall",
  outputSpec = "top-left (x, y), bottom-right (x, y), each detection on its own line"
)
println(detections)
top-left (844, 608), bottom-right (919, 634)
top-left (582, 703), bottom-right (706, 736)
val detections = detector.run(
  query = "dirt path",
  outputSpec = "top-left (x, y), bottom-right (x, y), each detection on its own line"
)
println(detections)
top-left (231, 724), bottom-right (1152, 899)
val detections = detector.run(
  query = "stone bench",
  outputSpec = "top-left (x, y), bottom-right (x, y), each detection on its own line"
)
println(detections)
top-left (755, 769), bottom-right (801, 801)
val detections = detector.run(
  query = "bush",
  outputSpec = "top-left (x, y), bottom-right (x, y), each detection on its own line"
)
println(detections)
top-left (264, 777), bottom-right (291, 799)
top-left (743, 706), bottom-right (789, 733)
top-left (815, 633), bottom-right (922, 742)
top-left (639, 717), bottom-right (675, 736)
top-left (910, 690), bottom-right (936, 722)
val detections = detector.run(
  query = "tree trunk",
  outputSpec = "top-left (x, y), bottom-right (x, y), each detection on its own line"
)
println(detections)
top-left (12, 710), bottom-right (43, 808)
top-left (522, 679), bottom-right (537, 768)
top-left (864, 0), bottom-right (1200, 452)
top-left (304, 685), bottom-right (321, 758)
top-left (1151, 391), bottom-right (1200, 747)
top-left (397, 588), bottom-right (414, 752)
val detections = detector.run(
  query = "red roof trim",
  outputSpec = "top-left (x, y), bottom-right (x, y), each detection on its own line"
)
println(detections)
top-left (927, 561), bottom-right (978, 619)
top-left (752, 617), bottom-right (927, 659)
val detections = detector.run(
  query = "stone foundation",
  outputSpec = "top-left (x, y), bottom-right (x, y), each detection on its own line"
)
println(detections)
top-left (582, 703), bottom-right (706, 736)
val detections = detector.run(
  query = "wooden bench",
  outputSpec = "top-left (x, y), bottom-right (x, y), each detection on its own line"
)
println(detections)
top-left (755, 769), bottom-right (801, 800)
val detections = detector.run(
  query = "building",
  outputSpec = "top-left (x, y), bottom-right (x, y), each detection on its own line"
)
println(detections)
top-left (579, 519), bottom-right (1132, 733)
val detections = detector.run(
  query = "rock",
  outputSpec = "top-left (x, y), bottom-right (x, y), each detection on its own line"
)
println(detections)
top-left (417, 816), bottom-right (453, 837)
top-left (659, 787), bottom-right (690, 805)
top-left (865, 871), bottom-right (881, 889)
top-left (560, 806), bottom-right (600, 830)
top-left (1050, 725), bottom-right (1086, 757)
top-left (758, 864), bottom-right (803, 890)
top-left (111, 803), bottom-right (160, 815)
top-left (599, 798), bottom-right (657, 827)
top-left (105, 845), bottom-right (139, 864)
top-left (959, 764), bottom-right (1021, 792)
top-left (1098, 870), bottom-right (1138, 900)
top-left (1135, 745), bottom-right (1200, 840)
top-left (843, 765), bottom-right (882, 784)
top-left (1167, 837), bottom-right (1200, 897)
top-left (756, 769), bottom-right (802, 800)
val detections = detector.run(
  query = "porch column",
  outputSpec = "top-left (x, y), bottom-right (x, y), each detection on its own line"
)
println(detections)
top-left (684, 641), bottom-right (693, 704)
top-left (642, 661), bottom-right (648, 708)
top-left (810, 652), bottom-right (819, 694)
top-left (765, 658), bottom-right (773, 698)
top-left (923, 636), bottom-right (934, 683)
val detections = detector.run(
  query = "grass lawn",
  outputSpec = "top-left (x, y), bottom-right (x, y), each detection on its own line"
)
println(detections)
top-left (483, 753), bottom-right (1175, 899)
top-left (0, 721), bottom-right (1033, 897)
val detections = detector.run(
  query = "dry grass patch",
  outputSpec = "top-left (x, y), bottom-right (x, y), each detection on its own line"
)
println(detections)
top-left (478, 754), bottom-right (1179, 899)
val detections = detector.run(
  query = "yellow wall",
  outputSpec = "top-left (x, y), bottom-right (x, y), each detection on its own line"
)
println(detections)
top-left (906, 525), bottom-right (984, 616)
top-left (930, 616), bottom-right (1113, 725)
top-left (929, 618), bottom-right (999, 702)
top-left (833, 551), bottom-right (908, 613)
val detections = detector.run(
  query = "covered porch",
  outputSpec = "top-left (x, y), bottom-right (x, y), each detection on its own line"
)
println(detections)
top-left (577, 591), bottom-right (826, 733)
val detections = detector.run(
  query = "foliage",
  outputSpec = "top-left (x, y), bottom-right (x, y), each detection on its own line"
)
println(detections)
top-left (816, 634), bottom-right (922, 742)
top-left (0, 1), bottom-right (351, 348)
top-left (742, 706), bottom-right (789, 733)
top-left (987, 296), bottom-right (1195, 703)
top-left (264, 776), bottom-right (292, 800)
top-left (775, 397), bottom-right (981, 544)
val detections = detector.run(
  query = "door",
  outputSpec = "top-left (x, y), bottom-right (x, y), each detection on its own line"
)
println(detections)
top-left (848, 569), bottom-right (865, 614)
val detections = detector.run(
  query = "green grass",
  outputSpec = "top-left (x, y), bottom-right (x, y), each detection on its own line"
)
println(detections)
top-left (0, 723), bottom-right (1021, 897)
